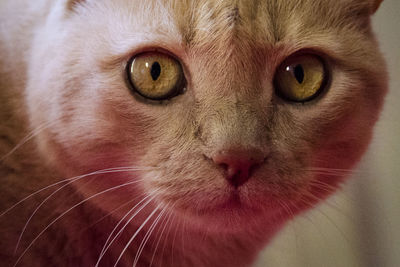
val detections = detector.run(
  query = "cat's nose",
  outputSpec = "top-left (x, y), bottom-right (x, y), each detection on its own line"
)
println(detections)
top-left (212, 148), bottom-right (265, 188)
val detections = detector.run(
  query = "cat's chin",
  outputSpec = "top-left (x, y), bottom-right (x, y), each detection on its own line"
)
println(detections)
top-left (167, 191), bottom-right (286, 233)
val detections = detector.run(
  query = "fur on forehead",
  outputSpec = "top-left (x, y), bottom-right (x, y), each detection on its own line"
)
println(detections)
top-left (66, 0), bottom-right (384, 41)
top-left (155, 0), bottom-right (382, 48)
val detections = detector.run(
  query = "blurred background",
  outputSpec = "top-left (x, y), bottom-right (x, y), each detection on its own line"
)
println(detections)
top-left (256, 0), bottom-right (400, 266)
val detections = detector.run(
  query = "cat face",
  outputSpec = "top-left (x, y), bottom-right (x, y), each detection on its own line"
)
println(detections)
top-left (27, 0), bottom-right (387, 231)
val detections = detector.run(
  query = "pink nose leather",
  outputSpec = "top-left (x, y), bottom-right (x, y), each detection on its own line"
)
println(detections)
top-left (212, 149), bottom-right (265, 188)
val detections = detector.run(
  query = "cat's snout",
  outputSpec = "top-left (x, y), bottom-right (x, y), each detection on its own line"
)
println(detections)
top-left (212, 148), bottom-right (265, 188)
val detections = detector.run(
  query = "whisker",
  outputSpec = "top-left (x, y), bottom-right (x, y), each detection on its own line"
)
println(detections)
top-left (302, 189), bottom-right (356, 225)
top-left (0, 179), bottom-right (69, 219)
top-left (298, 194), bottom-right (361, 261)
top-left (309, 180), bottom-right (357, 205)
top-left (78, 197), bottom-right (140, 237)
top-left (307, 171), bottom-right (349, 177)
top-left (310, 180), bottom-right (340, 190)
top-left (298, 212), bottom-right (330, 251)
top-left (275, 198), bottom-right (302, 256)
top-left (149, 205), bottom-right (174, 267)
top-left (133, 205), bottom-right (167, 267)
top-left (305, 167), bottom-right (363, 176)
top-left (1, 166), bottom-right (156, 219)
top-left (0, 120), bottom-right (58, 163)
top-left (297, 195), bottom-right (352, 246)
top-left (180, 215), bottom-right (187, 267)
top-left (276, 198), bottom-right (295, 219)
top-left (96, 190), bottom-right (159, 267)
top-left (113, 204), bottom-right (161, 267)
top-left (13, 167), bottom-right (154, 254)
top-left (170, 212), bottom-right (181, 267)
top-left (13, 179), bottom-right (143, 267)
top-left (159, 208), bottom-right (177, 267)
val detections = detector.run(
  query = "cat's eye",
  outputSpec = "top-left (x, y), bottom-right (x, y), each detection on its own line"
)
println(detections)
top-left (274, 54), bottom-right (327, 102)
top-left (127, 52), bottom-right (185, 100)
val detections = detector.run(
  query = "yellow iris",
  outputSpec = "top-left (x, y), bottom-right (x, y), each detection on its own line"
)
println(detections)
top-left (275, 54), bottom-right (326, 102)
top-left (128, 52), bottom-right (184, 100)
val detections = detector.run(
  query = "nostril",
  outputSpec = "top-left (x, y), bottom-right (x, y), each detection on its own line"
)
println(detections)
top-left (220, 163), bottom-right (229, 171)
top-left (211, 148), bottom-right (265, 188)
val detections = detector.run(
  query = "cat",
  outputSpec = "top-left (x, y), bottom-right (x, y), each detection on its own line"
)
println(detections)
top-left (0, 0), bottom-right (387, 266)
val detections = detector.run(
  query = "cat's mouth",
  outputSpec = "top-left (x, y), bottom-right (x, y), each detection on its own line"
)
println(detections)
top-left (208, 190), bottom-right (245, 212)
top-left (222, 191), bottom-right (242, 208)
top-left (174, 188), bottom-right (266, 219)
top-left (171, 188), bottom-right (282, 232)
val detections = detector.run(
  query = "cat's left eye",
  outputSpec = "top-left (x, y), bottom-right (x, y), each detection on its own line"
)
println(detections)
top-left (127, 52), bottom-right (185, 101)
top-left (274, 54), bottom-right (328, 103)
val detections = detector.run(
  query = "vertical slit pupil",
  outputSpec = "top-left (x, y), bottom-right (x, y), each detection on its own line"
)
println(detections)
top-left (150, 62), bottom-right (161, 81)
top-left (294, 64), bottom-right (304, 84)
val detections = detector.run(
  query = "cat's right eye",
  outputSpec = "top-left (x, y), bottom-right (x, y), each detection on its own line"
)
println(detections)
top-left (126, 52), bottom-right (185, 101)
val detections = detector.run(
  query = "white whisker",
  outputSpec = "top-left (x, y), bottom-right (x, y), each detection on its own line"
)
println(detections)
top-left (0, 120), bottom-right (58, 163)
top-left (13, 179), bottom-right (142, 267)
top-left (149, 205), bottom-right (175, 267)
top-left (113, 205), bottom-right (161, 267)
top-left (170, 213), bottom-right (181, 267)
top-left (96, 190), bottom-right (159, 267)
top-left (133, 206), bottom-right (167, 267)
top-left (0, 179), bottom-right (69, 219)
top-left (78, 197), bottom-right (140, 236)
top-left (298, 195), bottom-right (352, 246)
top-left (13, 166), bottom-right (154, 254)
top-left (305, 167), bottom-right (363, 176)
top-left (160, 210), bottom-right (177, 267)
top-left (1, 166), bottom-right (156, 219)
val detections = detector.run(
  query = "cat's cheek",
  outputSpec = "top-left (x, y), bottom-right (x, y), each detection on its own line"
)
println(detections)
top-left (32, 123), bottom-right (152, 218)
top-left (304, 104), bottom-right (381, 204)
top-left (60, 146), bottom-right (153, 219)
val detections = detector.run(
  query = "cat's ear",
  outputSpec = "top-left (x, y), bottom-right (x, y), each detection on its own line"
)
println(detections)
top-left (370, 0), bottom-right (384, 14)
